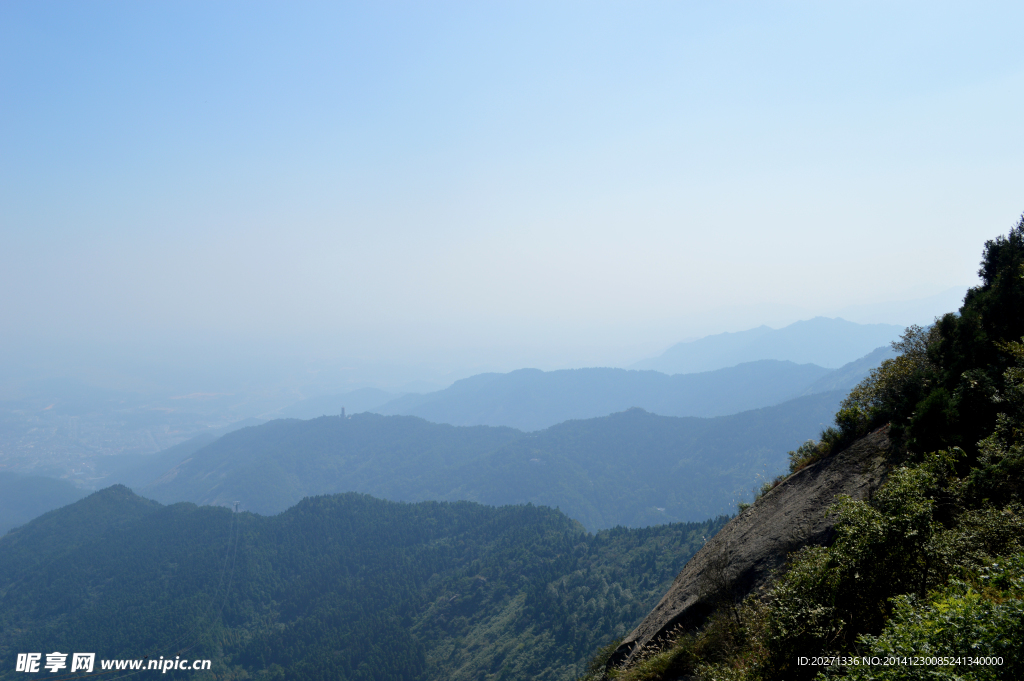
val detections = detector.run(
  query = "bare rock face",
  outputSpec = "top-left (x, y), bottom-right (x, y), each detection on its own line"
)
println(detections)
top-left (608, 427), bottom-right (891, 668)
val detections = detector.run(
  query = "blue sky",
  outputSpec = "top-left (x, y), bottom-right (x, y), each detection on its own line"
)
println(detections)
top-left (2, 2), bottom-right (1023, 387)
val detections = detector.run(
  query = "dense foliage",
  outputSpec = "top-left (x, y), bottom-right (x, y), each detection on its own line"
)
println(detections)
top-left (599, 216), bottom-right (1024, 681)
top-left (144, 392), bottom-right (843, 530)
top-left (0, 488), bottom-right (727, 681)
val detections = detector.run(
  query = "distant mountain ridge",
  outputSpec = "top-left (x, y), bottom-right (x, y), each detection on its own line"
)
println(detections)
top-left (372, 361), bottom-right (831, 431)
top-left (632, 317), bottom-right (903, 374)
top-left (800, 345), bottom-right (896, 395)
top-left (4, 350), bottom-right (888, 536)
top-left (369, 347), bottom-right (893, 432)
top-left (142, 391), bottom-right (846, 530)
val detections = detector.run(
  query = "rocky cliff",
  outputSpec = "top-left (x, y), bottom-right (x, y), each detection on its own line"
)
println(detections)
top-left (608, 426), bottom-right (892, 669)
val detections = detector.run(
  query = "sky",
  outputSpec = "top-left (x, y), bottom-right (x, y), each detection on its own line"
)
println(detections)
top-left (2, 1), bottom-right (1023, 392)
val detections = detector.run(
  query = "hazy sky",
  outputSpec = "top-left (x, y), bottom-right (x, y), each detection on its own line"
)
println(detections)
top-left (3, 2), bottom-right (1023, 388)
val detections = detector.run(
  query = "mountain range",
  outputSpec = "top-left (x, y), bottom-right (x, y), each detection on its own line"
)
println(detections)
top-left (139, 391), bottom-right (845, 531)
top-left (631, 316), bottom-right (902, 374)
top-left (4, 346), bottom-right (892, 536)
top-left (271, 317), bottom-right (899, 433)
top-left (370, 362), bottom-right (829, 431)
top-left (368, 347), bottom-right (892, 432)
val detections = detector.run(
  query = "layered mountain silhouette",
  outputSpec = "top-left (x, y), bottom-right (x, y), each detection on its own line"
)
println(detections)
top-left (269, 319), bottom-right (901, 433)
top-left (140, 392), bottom-right (845, 530)
top-left (632, 317), bottom-right (903, 374)
top-left (371, 362), bottom-right (828, 431)
top-left (368, 347), bottom-right (893, 431)
top-left (4, 349), bottom-right (892, 535)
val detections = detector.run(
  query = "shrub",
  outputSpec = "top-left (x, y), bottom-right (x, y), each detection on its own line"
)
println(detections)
top-left (787, 440), bottom-right (822, 474)
top-left (837, 554), bottom-right (1024, 681)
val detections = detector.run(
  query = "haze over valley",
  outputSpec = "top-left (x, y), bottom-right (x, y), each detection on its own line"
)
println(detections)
top-left (1, 316), bottom-right (898, 534)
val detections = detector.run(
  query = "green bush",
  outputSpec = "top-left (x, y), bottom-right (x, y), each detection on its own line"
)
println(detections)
top-left (787, 440), bottom-right (823, 474)
top-left (838, 554), bottom-right (1024, 681)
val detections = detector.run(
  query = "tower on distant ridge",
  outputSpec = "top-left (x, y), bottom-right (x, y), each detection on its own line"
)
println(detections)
top-left (341, 407), bottom-right (346, 418)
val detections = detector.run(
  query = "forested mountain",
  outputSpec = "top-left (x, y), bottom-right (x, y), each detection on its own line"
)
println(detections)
top-left (141, 392), bottom-right (844, 530)
top-left (0, 487), bottom-right (727, 681)
top-left (598, 219), bottom-right (1024, 681)
top-left (632, 317), bottom-right (902, 374)
top-left (371, 361), bottom-right (832, 430)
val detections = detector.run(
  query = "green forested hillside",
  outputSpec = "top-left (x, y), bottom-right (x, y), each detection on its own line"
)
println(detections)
top-left (0, 487), bottom-right (727, 681)
top-left (602, 219), bottom-right (1024, 681)
top-left (142, 392), bottom-right (843, 529)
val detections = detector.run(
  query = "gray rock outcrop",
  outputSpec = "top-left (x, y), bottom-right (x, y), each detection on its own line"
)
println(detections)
top-left (609, 426), bottom-right (891, 668)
